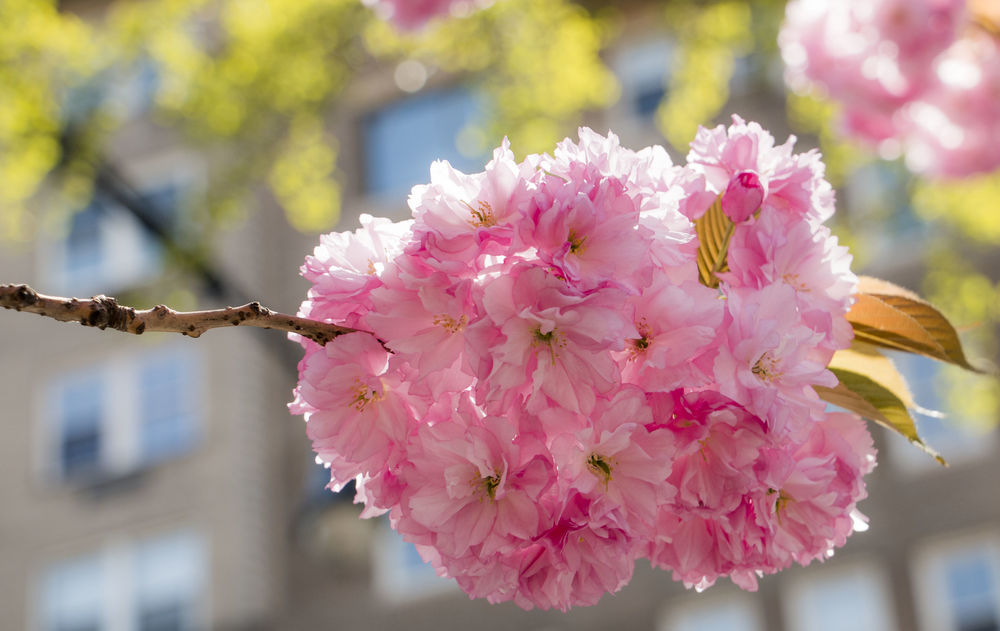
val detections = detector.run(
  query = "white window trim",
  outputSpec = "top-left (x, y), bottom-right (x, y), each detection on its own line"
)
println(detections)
top-left (658, 591), bottom-right (765, 631)
top-left (34, 342), bottom-right (203, 485)
top-left (37, 149), bottom-right (205, 297)
top-left (911, 530), bottom-right (1000, 631)
top-left (782, 560), bottom-right (898, 631)
top-left (30, 529), bottom-right (209, 631)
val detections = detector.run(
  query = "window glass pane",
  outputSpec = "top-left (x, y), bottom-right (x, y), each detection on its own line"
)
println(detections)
top-left (58, 374), bottom-right (104, 477)
top-left (40, 553), bottom-right (104, 631)
top-left (364, 87), bottom-right (484, 198)
top-left (613, 39), bottom-right (673, 120)
top-left (134, 532), bottom-right (204, 631)
top-left (785, 566), bottom-right (895, 631)
top-left (65, 201), bottom-right (105, 289)
top-left (139, 351), bottom-right (198, 463)
top-left (138, 603), bottom-right (185, 631)
top-left (662, 597), bottom-right (761, 631)
top-left (944, 551), bottom-right (1000, 631)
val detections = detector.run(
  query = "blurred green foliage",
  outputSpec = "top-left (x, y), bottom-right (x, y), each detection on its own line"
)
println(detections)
top-left (0, 0), bottom-right (617, 236)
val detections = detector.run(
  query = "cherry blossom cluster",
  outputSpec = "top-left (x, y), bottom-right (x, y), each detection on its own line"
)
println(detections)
top-left (290, 117), bottom-right (874, 610)
top-left (780, 0), bottom-right (1000, 178)
top-left (362, 0), bottom-right (492, 31)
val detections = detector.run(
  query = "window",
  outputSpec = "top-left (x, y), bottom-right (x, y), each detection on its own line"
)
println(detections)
top-left (56, 372), bottom-right (105, 478)
top-left (138, 349), bottom-right (200, 464)
top-left (64, 202), bottom-right (105, 291)
top-left (783, 563), bottom-right (897, 631)
top-left (612, 38), bottom-right (674, 122)
top-left (35, 531), bottom-right (206, 631)
top-left (44, 182), bottom-right (183, 297)
top-left (364, 86), bottom-right (485, 201)
top-left (37, 553), bottom-right (105, 631)
top-left (371, 519), bottom-right (454, 603)
top-left (134, 532), bottom-right (207, 631)
top-left (659, 594), bottom-right (763, 631)
top-left (41, 345), bottom-right (202, 483)
top-left (913, 534), bottom-right (1000, 631)
top-left (887, 352), bottom-right (997, 473)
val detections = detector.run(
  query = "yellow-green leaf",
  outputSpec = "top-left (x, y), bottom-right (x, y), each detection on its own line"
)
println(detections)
top-left (828, 342), bottom-right (916, 408)
top-left (847, 276), bottom-right (983, 373)
top-left (816, 363), bottom-right (946, 466)
top-left (694, 195), bottom-right (734, 288)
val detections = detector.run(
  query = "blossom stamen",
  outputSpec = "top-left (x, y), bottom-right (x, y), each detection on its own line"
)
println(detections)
top-left (587, 453), bottom-right (613, 488)
top-left (782, 272), bottom-right (810, 292)
top-left (628, 318), bottom-right (653, 359)
top-left (350, 378), bottom-right (383, 411)
top-left (465, 200), bottom-right (498, 228)
top-left (751, 352), bottom-right (782, 382)
top-left (474, 471), bottom-right (503, 501)
top-left (532, 326), bottom-right (566, 363)
top-left (433, 313), bottom-right (468, 333)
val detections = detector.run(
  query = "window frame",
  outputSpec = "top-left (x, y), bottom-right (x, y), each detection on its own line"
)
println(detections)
top-left (658, 591), bottom-right (765, 631)
top-left (36, 344), bottom-right (203, 486)
top-left (911, 531), bottom-right (1000, 631)
top-left (781, 560), bottom-right (898, 631)
top-left (31, 530), bottom-right (208, 631)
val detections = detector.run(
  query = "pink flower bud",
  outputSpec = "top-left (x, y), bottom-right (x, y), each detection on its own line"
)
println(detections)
top-left (721, 170), bottom-right (764, 223)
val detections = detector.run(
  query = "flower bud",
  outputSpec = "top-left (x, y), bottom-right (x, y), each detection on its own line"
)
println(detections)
top-left (721, 171), bottom-right (764, 223)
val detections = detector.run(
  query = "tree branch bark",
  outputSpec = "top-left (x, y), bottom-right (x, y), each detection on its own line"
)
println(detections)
top-left (0, 283), bottom-right (358, 347)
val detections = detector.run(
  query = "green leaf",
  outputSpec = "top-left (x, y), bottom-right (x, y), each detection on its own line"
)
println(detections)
top-left (847, 276), bottom-right (983, 373)
top-left (694, 195), bottom-right (734, 289)
top-left (816, 343), bottom-right (946, 465)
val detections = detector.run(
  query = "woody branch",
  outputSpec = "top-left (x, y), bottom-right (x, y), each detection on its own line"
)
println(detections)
top-left (0, 283), bottom-right (357, 346)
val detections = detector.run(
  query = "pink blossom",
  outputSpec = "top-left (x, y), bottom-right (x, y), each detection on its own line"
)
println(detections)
top-left (903, 33), bottom-right (1000, 177)
top-left (292, 125), bottom-right (877, 608)
top-left (398, 415), bottom-right (556, 560)
top-left (548, 387), bottom-right (674, 535)
top-left (713, 284), bottom-right (835, 434)
top-left (363, 0), bottom-right (490, 31)
top-left (298, 214), bottom-right (412, 329)
top-left (780, 0), bottom-right (964, 139)
top-left (754, 412), bottom-right (876, 569)
top-left (512, 494), bottom-right (638, 611)
top-left (470, 264), bottom-right (631, 415)
top-left (408, 139), bottom-right (535, 274)
top-left (364, 257), bottom-right (479, 397)
top-left (723, 209), bottom-right (857, 355)
top-left (688, 115), bottom-right (836, 224)
top-left (780, 0), bottom-right (1000, 177)
top-left (617, 277), bottom-right (723, 391)
top-left (721, 171), bottom-right (765, 223)
top-left (523, 173), bottom-right (652, 293)
top-left (291, 332), bottom-right (415, 489)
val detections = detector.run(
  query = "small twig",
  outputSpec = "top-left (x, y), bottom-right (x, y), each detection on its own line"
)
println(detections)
top-left (0, 283), bottom-right (358, 347)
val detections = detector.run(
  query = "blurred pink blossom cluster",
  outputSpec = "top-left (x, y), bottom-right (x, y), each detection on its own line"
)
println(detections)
top-left (362, 0), bottom-right (491, 31)
top-left (290, 117), bottom-right (874, 610)
top-left (780, 0), bottom-right (1000, 178)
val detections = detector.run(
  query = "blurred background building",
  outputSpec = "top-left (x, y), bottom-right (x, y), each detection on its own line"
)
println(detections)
top-left (1, 1), bottom-right (999, 630)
